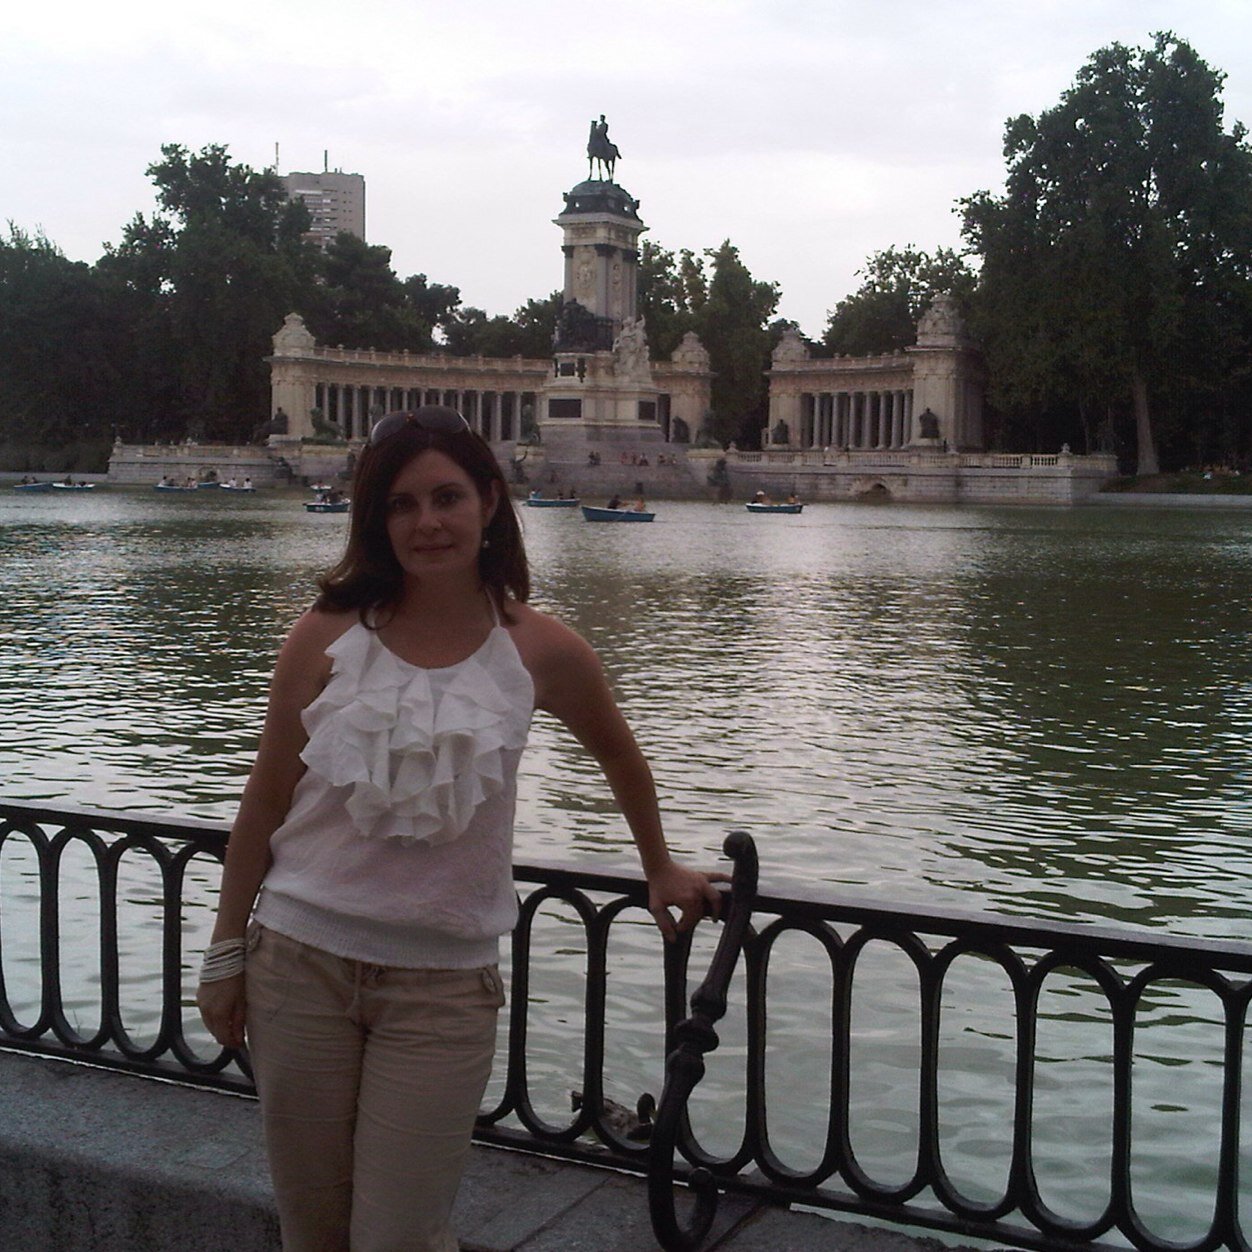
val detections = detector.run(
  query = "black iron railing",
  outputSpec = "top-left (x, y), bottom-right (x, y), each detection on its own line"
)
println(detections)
top-left (1, 800), bottom-right (1249, 1251)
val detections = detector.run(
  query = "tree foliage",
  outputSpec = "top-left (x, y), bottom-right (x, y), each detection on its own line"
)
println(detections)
top-left (962, 33), bottom-right (1252, 469)
top-left (692, 241), bottom-right (780, 447)
top-left (637, 240), bottom-right (699, 358)
top-left (301, 233), bottom-right (460, 352)
top-left (822, 246), bottom-right (976, 356)
top-left (639, 240), bottom-right (779, 446)
top-left (0, 226), bottom-right (117, 446)
top-left (443, 293), bottom-right (561, 357)
top-left (96, 143), bottom-right (316, 442)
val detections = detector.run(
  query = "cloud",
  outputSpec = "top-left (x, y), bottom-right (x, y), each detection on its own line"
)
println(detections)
top-left (3, 0), bottom-right (1250, 336)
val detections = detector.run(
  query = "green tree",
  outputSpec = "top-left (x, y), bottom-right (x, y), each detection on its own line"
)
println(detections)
top-left (691, 241), bottom-right (780, 447)
top-left (637, 241), bottom-right (694, 358)
top-left (962, 34), bottom-right (1252, 471)
top-left (102, 143), bottom-right (318, 442)
top-left (509, 292), bottom-right (562, 357)
top-left (822, 246), bottom-right (975, 356)
top-left (0, 226), bottom-right (119, 453)
top-left (304, 233), bottom-right (417, 351)
top-left (401, 273), bottom-right (462, 347)
top-left (443, 293), bottom-right (560, 357)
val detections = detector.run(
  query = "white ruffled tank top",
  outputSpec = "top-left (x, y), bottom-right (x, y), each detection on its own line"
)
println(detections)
top-left (253, 610), bottom-right (534, 968)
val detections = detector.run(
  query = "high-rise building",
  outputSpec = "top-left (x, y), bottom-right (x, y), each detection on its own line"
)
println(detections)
top-left (281, 166), bottom-right (366, 249)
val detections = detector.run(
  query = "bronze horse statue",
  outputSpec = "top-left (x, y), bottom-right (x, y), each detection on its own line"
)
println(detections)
top-left (587, 115), bottom-right (620, 181)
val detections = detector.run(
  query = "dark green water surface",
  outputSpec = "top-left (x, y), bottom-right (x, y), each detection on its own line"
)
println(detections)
top-left (2, 488), bottom-right (1249, 1236)
top-left (6, 489), bottom-right (1247, 934)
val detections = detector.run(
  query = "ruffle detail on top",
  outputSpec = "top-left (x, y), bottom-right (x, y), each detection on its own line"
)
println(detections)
top-left (299, 623), bottom-right (533, 844)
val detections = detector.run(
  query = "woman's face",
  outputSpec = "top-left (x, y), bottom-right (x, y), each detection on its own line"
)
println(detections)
top-left (383, 449), bottom-right (498, 583)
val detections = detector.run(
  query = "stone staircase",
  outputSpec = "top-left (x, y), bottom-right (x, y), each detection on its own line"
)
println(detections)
top-left (520, 424), bottom-right (712, 502)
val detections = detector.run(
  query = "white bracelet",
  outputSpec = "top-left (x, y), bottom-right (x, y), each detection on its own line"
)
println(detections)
top-left (199, 938), bottom-right (247, 983)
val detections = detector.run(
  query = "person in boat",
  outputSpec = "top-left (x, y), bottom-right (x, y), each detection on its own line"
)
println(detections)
top-left (632, 497), bottom-right (647, 512)
top-left (787, 493), bottom-right (799, 505)
top-left (197, 406), bottom-right (725, 1252)
top-left (606, 493), bottom-right (622, 510)
top-left (752, 490), bottom-right (772, 505)
top-left (243, 477), bottom-right (253, 490)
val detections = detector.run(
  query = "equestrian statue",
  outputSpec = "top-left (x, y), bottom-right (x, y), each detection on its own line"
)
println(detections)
top-left (587, 114), bottom-right (620, 181)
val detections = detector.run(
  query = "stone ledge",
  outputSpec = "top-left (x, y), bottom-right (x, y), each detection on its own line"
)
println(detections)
top-left (0, 1051), bottom-right (972, 1251)
top-left (0, 1051), bottom-right (277, 1252)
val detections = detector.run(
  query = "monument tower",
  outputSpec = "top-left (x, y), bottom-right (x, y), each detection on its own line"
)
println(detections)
top-left (540, 117), bottom-right (663, 444)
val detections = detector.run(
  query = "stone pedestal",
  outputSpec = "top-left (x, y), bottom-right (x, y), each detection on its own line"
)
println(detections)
top-left (906, 295), bottom-right (985, 451)
top-left (541, 178), bottom-right (663, 445)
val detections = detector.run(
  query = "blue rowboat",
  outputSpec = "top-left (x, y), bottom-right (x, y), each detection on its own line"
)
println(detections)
top-left (745, 501), bottom-right (803, 514)
top-left (525, 496), bottom-right (580, 508)
top-left (581, 505), bottom-right (655, 523)
top-left (305, 499), bottom-right (350, 514)
top-left (13, 481), bottom-right (53, 492)
top-left (154, 483), bottom-right (198, 492)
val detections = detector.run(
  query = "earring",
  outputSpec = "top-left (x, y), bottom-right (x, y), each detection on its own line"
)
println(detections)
top-left (482, 537), bottom-right (490, 549)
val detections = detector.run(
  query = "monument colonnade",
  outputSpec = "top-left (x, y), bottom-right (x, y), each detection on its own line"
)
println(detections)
top-left (765, 302), bottom-right (985, 454)
top-left (766, 340), bottom-right (920, 453)
top-left (798, 386), bottom-right (916, 451)
top-left (312, 374), bottom-right (538, 444)
top-left (268, 313), bottom-right (715, 449)
top-left (267, 315), bottom-right (551, 444)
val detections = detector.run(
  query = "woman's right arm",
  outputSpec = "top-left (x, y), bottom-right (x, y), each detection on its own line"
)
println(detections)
top-left (196, 610), bottom-right (342, 1048)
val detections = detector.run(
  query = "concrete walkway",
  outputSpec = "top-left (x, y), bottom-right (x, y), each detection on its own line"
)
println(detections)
top-left (0, 1051), bottom-right (969, 1252)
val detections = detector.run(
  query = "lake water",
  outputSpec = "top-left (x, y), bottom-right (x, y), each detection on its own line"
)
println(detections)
top-left (2, 487), bottom-right (1250, 1238)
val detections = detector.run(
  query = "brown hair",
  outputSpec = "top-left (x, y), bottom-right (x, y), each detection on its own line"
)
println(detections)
top-left (315, 412), bottom-right (529, 620)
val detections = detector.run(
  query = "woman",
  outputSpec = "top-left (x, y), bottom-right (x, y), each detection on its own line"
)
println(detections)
top-left (197, 406), bottom-right (725, 1252)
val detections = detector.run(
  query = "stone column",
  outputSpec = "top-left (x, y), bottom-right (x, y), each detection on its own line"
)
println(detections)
top-left (800, 394), bottom-right (815, 447)
top-left (595, 244), bottom-right (614, 323)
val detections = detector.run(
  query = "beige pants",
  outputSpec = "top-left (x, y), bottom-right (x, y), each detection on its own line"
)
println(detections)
top-left (245, 924), bottom-right (504, 1252)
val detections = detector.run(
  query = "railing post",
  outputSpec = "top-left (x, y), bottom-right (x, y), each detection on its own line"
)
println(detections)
top-left (648, 831), bottom-right (758, 1251)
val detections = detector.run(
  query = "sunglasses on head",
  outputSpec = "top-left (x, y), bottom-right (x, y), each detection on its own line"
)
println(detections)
top-left (368, 407), bottom-right (470, 447)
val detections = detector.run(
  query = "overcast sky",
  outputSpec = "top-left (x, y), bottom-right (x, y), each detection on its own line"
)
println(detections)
top-left (5, 1), bottom-right (1251, 341)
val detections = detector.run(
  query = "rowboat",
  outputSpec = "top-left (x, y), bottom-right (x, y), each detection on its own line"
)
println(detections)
top-left (51, 481), bottom-right (95, 491)
top-left (154, 482), bottom-right (198, 492)
top-left (12, 481), bottom-right (53, 492)
top-left (525, 494), bottom-right (580, 508)
top-left (196, 480), bottom-right (222, 490)
top-left (306, 498), bottom-right (350, 514)
top-left (581, 505), bottom-right (655, 523)
top-left (745, 501), bottom-right (803, 514)
top-left (219, 483), bottom-right (256, 493)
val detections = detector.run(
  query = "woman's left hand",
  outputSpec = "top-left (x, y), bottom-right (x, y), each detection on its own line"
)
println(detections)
top-left (647, 860), bottom-right (731, 942)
